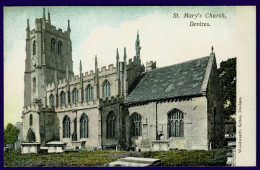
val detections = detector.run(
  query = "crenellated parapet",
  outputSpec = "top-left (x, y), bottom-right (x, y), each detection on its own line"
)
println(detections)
top-left (46, 82), bottom-right (55, 90)
top-left (84, 70), bottom-right (95, 76)
top-left (99, 64), bottom-right (117, 77)
top-left (28, 11), bottom-right (70, 40)
top-left (58, 78), bottom-right (66, 85)
top-left (45, 24), bottom-right (70, 39)
top-left (23, 102), bottom-right (43, 114)
top-left (100, 95), bottom-right (124, 107)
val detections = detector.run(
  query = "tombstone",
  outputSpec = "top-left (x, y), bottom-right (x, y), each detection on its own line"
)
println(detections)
top-left (107, 157), bottom-right (161, 167)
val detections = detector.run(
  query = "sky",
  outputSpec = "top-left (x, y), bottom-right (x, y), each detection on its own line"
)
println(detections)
top-left (4, 6), bottom-right (256, 127)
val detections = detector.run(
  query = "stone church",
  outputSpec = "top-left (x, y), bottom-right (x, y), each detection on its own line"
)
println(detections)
top-left (21, 9), bottom-right (224, 152)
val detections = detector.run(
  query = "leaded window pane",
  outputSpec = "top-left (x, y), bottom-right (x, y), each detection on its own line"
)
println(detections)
top-left (103, 81), bottom-right (110, 98)
top-left (63, 116), bottom-right (70, 138)
top-left (51, 38), bottom-right (56, 52)
top-left (168, 109), bottom-right (184, 137)
top-left (49, 94), bottom-right (54, 107)
top-left (86, 86), bottom-right (93, 102)
top-left (72, 89), bottom-right (78, 104)
top-left (80, 114), bottom-right (88, 138)
top-left (107, 112), bottom-right (116, 139)
top-left (130, 113), bottom-right (142, 137)
top-left (60, 91), bottom-right (66, 106)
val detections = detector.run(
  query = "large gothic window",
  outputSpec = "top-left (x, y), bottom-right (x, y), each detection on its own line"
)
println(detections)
top-left (49, 94), bottom-right (54, 107)
top-left (103, 80), bottom-right (110, 98)
top-left (58, 41), bottom-right (62, 54)
top-left (63, 116), bottom-right (70, 138)
top-left (107, 112), bottom-right (116, 139)
top-left (33, 40), bottom-right (36, 55)
top-left (27, 128), bottom-right (36, 142)
top-left (72, 88), bottom-right (78, 104)
top-left (60, 91), bottom-right (66, 106)
top-left (33, 77), bottom-right (36, 93)
top-left (86, 85), bottom-right (93, 102)
top-left (130, 113), bottom-right (142, 137)
top-left (80, 113), bottom-right (88, 138)
top-left (29, 114), bottom-right (33, 126)
top-left (51, 38), bottom-right (56, 52)
top-left (168, 109), bottom-right (184, 137)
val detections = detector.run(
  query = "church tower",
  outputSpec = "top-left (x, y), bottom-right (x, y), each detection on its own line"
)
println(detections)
top-left (24, 9), bottom-right (74, 107)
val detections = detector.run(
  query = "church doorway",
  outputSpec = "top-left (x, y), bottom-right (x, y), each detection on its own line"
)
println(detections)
top-left (27, 128), bottom-right (36, 142)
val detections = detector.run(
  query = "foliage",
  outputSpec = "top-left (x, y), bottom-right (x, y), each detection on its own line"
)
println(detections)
top-left (4, 150), bottom-right (139, 167)
top-left (4, 149), bottom-right (228, 167)
top-left (4, 123), bottom-right (20, 146)
top-left (218, 58), bottom-right (236, 119)
top-left (142, 149), bottom-right (228, 166)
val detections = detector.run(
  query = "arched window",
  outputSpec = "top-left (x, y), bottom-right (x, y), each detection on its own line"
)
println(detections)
top-left (27, 128), bottom-right (36, 142)
top-left (168, 109), bottom-right (184, 137)
top-left (80, 113), bottom-right (89, 138)
top-left (130, 113), bottom-right (142, 137)
top-left (60, 91), bottom-right (66, 106)
top-left (51, 38), bottom-right (56, 52)
top-left (58, 41), bottom-right (62, 54)
top-left (29, 114), bottom-right (33, 126)
top-left (33, 40), bottom-right (36, 55)
top-left (72, 88), bottom-right (78, 104)
top-left (107, 112), bottom-right (116, 139)
top-left (63, 116), bottom-right (70, 138)
top-left (33, 77), bottom-right (36, 93)
top-left (86, 85), bottom-right (93, 102)
top-left (49, 94), bottom-right (54, 107)
top-left (103, 80), bottom-right (110, 98)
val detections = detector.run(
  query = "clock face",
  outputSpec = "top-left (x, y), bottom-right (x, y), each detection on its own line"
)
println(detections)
top-left (31, 56), bottom-right (36, 67)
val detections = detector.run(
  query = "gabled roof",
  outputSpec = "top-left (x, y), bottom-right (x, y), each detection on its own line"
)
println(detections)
top-left (123, 56), bottom-right (212, 105)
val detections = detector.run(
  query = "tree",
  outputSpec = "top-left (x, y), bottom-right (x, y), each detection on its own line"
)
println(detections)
top-left (4, 123), bottom-right (20, 146)
top-left (218, 58), bottom-right (236, 119)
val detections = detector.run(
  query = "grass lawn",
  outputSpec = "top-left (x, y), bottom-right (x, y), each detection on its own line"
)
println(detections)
top-left (4, 149), bottom-right (229, 167)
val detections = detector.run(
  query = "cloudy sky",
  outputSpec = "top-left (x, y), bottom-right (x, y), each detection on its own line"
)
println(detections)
top-left (4, 6), bottom-right (255, 127)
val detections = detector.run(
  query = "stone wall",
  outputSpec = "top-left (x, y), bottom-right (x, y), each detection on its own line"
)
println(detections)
top-left (22, 111), bottom-right (41, 143)
top-left (126, 96), bottom-right (209, 150)
top-left (56, 102), bottom-right (101, 149)
top-left (39, 111), bottom-right (60, 144)
top-left (206, 56), bottom-right (224, 148)
top-left (101, 103), bottom-right (121, 148)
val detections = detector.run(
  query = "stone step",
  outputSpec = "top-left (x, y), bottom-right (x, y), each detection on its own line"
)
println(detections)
top-left (226, 157), bottom-right (233, 165)
top-left (107, 157), bottom-right (161, 167)
top-left (108, 161), bottom-right (151, 167)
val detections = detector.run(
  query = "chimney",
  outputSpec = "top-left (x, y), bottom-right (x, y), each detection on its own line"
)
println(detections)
top-left (146, 61), bottom-right (156, 71)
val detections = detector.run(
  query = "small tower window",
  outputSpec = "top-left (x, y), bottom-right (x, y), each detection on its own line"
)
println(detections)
top-left (58, 41), bottom-right (62, 54)
top-left (51, 38), bottom-right (56, 52)
top-left (33, 40), bottom-right (36, 55)
top-left (86, 85), bottom-right (93, 102)
top-left (33, 77), bottom-right (36, 93)
top-left (103, 80), bottom-right (110, 98)
top-left (29, 114), bottom-right (33, 126)
top-left (49, 94), bottom-right (54, 107)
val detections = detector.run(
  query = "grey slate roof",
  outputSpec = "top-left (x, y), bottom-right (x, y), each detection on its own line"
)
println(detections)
top-left (123, 56), bottom-right (210, 104)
